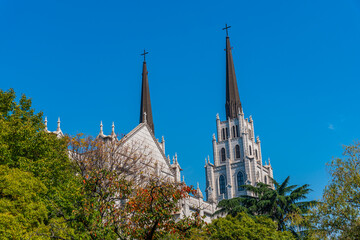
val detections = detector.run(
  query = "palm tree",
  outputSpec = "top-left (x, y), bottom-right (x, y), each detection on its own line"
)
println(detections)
top-left (217, 176), bottom-right (317, 236)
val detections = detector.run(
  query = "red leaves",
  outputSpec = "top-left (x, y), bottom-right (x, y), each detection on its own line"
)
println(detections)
top-left (122, 180), bottom-right (198, 239)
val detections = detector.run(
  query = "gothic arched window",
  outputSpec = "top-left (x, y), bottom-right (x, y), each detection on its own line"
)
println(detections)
top-left (226, 128), bottom-right (229, 139)
top-left (249, 145), bottom-right (252, 155)
top-left (264, 175), bottom-right (268, 184)
top-left (221, 129), bottom-right (225, 141)
top-left (235, 145), bottom-right (240, 159)
top-left (221, 148), bottom-right (226, 162)
top-left (219, 175), bottom-right (226, 194)
top-left (255, 149), bottom-right (258, 159)
top-left (237, 172), bottom-right (244, 191)
top-left (236, 125), bottom-right (239, 137)
top-left (232, 126), bottom-right (236, 138)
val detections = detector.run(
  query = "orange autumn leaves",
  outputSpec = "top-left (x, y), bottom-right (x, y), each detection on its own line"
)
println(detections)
top-left (125, 180), bottom-right (199, 239)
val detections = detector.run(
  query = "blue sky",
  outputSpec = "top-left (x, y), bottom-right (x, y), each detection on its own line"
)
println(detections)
top-left (1, 0), bottom-right (360, 200)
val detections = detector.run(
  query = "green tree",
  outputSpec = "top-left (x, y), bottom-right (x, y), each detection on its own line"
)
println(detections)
top-left (217, 177), bottom-right (315, 237)
top-left (0, 166), bottom-right (48, 239)
top-left (185, 212), bottom-right (295, 240)
top-left (0, 89), bottom-right (80, 238)
top-left (310, 142), bottom-right (360, 239)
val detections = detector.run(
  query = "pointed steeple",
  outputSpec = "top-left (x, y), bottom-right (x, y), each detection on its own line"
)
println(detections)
top-left (224, 25), bottom-right (242, 119)
top-left (139, 50), bottom-right (155, 133)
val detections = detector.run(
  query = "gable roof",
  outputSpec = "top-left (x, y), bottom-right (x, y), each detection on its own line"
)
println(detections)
top-left (121, 122), bottom-right (174, 174)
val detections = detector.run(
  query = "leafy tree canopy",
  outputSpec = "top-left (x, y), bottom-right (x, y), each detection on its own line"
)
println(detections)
top-left (186, 212), bottom-right (295, 240)
top-left (0, 89), bottom-right (80, 238)
top-left (0, 166), bottom-right (47, 239)
top-left (310, 142), bottom-right (360, 239)
top-left (217, 176), bottom-right (316, 237)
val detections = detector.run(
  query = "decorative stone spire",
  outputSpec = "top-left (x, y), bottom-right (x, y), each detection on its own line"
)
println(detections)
top-left (99, 121), bottom-right (103, 135)
top-left (57, 117), bottom-right (61, 132)
top-left (139, 50), bottom-right (155, 133)
top-left (44, 117), bottom-right (48, 131)
top-left (196, 182), bottom-right (204, 199)
top-left (161, 136), bottom-right (165, 153)
top-left (111, 122), bottom-right (116, 137)
top-left (224, 25), bottom-right (242, 119)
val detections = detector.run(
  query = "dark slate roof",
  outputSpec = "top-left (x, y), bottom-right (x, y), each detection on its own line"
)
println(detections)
top-left (225, 36), bottom-right (242, 119)
top-left (139, 61), bottom-right (155, 133)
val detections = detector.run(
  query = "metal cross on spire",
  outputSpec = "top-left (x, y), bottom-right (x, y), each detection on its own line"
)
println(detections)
top-left (141, 49), bottom-right (149, 62)
top-left (222, 24), bottom-right (231, 36)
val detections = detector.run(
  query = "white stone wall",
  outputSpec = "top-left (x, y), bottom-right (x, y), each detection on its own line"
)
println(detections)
top-left (180, 195), bottom-right (217, 223)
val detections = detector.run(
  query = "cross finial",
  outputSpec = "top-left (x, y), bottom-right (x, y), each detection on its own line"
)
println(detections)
top-left (222, 24), bottom-right (231, 36)
top-left (141, 49), bottom-right (149, 62)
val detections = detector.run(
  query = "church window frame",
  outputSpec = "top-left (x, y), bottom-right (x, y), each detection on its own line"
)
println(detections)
top-left (237, 171), bottom-right (245, 191)
top-left (221, 148), bottom-right (226, 162)
top-left (264, 175), bottom-right (268, 184)
top-left (255, 149), bottom-right (258, 159)
top-left (226, 127), bottom-right (229, 139)
top-left (235, 145), bottom-right (241, 159)
top-left (219, 175), bottom-right (226, 194)
top-left (249, 145), bottom-right (252, 155)
top-left (222, 128), bottom-right (225, 141)
top-left (232, 126), bottom-right (236, 138)
top-left (236, 125), bottom-right (239, 137)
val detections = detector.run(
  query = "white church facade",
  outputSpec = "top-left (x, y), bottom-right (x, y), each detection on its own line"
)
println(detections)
top-left (45, 29), bottom-right (273, 222)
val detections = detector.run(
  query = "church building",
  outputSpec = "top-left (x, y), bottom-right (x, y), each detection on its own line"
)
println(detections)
top-left (45, 27), bottom-right (274, 222)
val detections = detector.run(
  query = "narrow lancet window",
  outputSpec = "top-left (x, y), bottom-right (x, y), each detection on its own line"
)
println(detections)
top-left (219, 175), bottom-right (226, 194)
top-left (236, 125), bottom-right (239, 137)
top-left (237, 172), bottom-right (244, 191)
top-left (249, 145), bottom-right (252, 155)
top-left (221, 128), bottom-right (225, 141)
top-left (226, 128), bottom-right (229, 139)
top-left (232, 126), bottom-right (236, 138)
top-left (221, 148), bottom-right (226, 162)
top-left (235, 145), bottom-right (240, 159)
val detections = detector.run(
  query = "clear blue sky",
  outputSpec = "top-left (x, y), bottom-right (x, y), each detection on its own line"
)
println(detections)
top-left (1, 0), bottom-right (360, 200)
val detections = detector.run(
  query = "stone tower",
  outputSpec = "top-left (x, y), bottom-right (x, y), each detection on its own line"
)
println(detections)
top-left (205, 32), bottom-right (273, 203)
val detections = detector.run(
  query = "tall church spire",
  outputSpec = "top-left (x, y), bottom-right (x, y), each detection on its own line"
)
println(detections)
top-left (139, 50), bottom-right (154, 133)
top-left (224, 25), bottom-right (242, 119)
